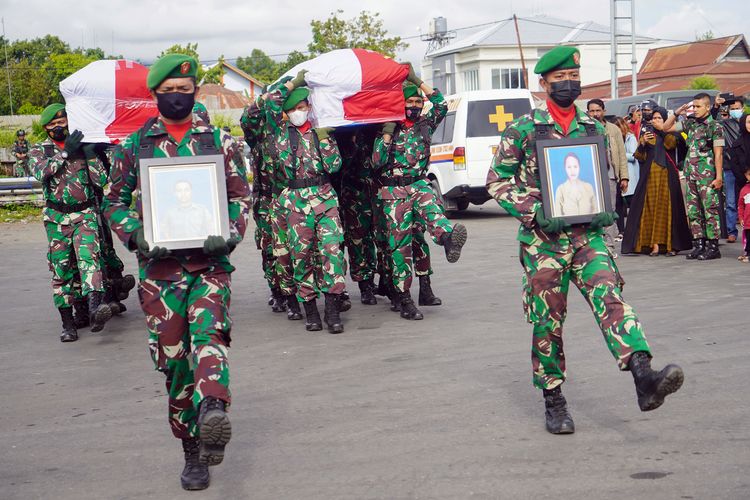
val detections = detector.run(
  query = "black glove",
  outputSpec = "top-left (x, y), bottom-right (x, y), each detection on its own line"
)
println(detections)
top-left (535, 208), bottom-right (568, 234)
top-left (131, 228), bottom-right (169, 259)
top-left (64, 130), bottom-right (84, 156)
top-left (290, 69), bottom-right (308, 89)
top-left (382, 122), bottom-right (397, 136)
top-left (404, 62), bottom-right (423, 87)
top-left (82, 143), bottom-right (98, 160)
top-left (589, 211), bottom-right (618, 230)
top-left (203, 235), bottom-right (239, 256)
top-left (315, 127), bottom-right (334, 141)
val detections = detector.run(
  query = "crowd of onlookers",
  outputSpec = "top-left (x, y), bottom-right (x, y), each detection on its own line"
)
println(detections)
top-left (586, 94), bottom-right (750, 262)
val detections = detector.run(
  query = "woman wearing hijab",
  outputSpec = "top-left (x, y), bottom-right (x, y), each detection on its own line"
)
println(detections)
top-left (622, 106), bottom-right (693, 256)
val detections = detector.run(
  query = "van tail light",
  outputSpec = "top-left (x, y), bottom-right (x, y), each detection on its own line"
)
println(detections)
top-left (453, 147), bottom-right (465, 164)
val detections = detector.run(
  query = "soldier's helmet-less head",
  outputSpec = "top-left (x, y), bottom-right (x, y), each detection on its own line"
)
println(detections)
top-left (403, 83), bottom-right (424, 122)
top-left (283, 87), bottom-right (310, 128)
top-left (40, 103), bottom-right (68, 142)
top-left (534, 46), bottom-right (582, 108)
top-left (147, 54), bottom-right (199, 121)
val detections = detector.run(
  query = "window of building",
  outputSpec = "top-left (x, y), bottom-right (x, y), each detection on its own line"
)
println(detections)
top-left (491, 68), bottom-right (525, 89)
top-left (463, 69), bottom-right (479, 91)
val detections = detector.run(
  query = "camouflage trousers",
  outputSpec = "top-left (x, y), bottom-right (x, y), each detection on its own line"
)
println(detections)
top-left (44, 212), bottom-right (104, 308)
top-left (379, 181), bottom-right (451, 292)
top-left (270, 195), bottom-right (296, 295)
top-left (287, 204), bottom-right (347, 302)
top-left (374, 198), bottom-right (433, 282)
top-left (520, 232), bottom-right (651, 390)
top-left (341, 183), bottom-right (377, 282)
top-left (14, 159), bottom-right (29, 177)
top-left (98, 214), bottom-right (125, 275)
top-left (139, 269), bottom-right (232, 440)
top-left (253, 196), bottom-right (276, 290)
top-left (686, 176), bottom-right (720, 239)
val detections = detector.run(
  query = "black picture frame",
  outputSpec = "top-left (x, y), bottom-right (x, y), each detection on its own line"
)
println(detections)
top-left (139, 154), bottom-right (230, 250)
top-left (536, 135), bottom-right (612, 225)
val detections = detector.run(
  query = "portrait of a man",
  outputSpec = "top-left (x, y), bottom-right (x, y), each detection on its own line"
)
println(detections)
top-left (160, 179), bottom-right (215, 240)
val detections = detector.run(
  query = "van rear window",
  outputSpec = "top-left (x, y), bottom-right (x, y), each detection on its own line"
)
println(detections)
top-left (466, 99), bottom-right (531, 138)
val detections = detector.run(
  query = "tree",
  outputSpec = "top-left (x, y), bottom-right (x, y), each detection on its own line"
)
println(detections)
top-left (308, 10), bottom-right (408, 58)
top-left (236, 49), bottom-right (279, 84)
top-left (158, 42), bottom-right (223, 83)
top-left (277, 50), bottom-right (310, 76)
top-left (695, 30), bottom-right (714, 41)
top-left (43, 53), bottom-right (98, 102)
top-left (687, 75), bottom-right (718, 90)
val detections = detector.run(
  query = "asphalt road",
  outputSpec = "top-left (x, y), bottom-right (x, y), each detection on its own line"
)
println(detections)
top-left (1, 202), bottom-right (748, 500)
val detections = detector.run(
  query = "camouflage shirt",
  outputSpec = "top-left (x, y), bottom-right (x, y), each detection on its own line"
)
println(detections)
top-left (103, 116), bottom-right (251, 280)
top-left (240, 98), bottom-right (275, 200)
top-left (372, 89), bottom-right (447, 178)
top-left (28, 138), bottom-right (107, 225)
top-left (12, 139), bottom-right (29, 157)
top-left (486, 104), bottom-right (608, 249)
top-left (261, 85), bottom-right (342, 215)
top-left (676, 115), bottom-right (724, 181)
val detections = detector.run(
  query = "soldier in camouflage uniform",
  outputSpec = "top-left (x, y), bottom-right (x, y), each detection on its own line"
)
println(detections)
top-left (487, 46), bottom-right (683, 435)
top-left (240, 93), bottom-right (303, 321)
top-left (29, 104), bottom-right (112, 343)
top-left (664, 94), bottom-right (725, 260)
top-left (372, 67), bottom-right (467, 321)
top-left (103, 54), bottom-right (251, 491)
top-left (257, 72), bottom-right (347, 334)
top-left (12, 130), bottom-right (30, 177)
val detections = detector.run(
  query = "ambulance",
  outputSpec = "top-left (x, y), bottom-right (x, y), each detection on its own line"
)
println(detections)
top-left (427, 89), bottom-right (535, 213)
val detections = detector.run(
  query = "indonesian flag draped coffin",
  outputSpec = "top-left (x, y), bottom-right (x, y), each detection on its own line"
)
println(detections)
top-left (281, 48), bottom-right (410, 128)
top-left (60, 59), bottom-right (159, 143)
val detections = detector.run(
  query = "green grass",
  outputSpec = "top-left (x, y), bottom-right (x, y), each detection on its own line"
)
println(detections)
top-left (0, 203), bottom-right (41, 222)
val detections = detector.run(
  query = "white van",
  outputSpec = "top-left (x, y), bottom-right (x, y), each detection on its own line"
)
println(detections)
top-left (427, 89), bottom-right (535, 213)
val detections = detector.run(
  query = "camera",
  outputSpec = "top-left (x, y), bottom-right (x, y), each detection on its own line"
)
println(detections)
top-left (719, 92), bottom-right (734, 101)
top-left (641, 123), bottom-right (654, 136)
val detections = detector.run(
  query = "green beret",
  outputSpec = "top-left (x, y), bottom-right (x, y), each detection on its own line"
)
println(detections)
top-left (534, 46), bottom-right (581, 75)
top-left (283, 87), bottom-right (310, 111)
top-left (147, 54), bottom-right (198, 89)
top-left (403, 83), bottom-right (420, 100)
top-left (40, 103), bottom-right (66, 126)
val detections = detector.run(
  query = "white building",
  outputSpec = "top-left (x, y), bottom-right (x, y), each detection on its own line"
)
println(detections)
top-left (212, 61), bottom-right (264, 99)
top-left (421, 15), bottom-right (659, 94)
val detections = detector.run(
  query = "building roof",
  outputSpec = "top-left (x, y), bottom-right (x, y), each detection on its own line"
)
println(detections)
top-left (196, 84), bottom-right (251, 110)
top-left (219, 60), bottom-right (265, 87)
top-left (428, 15), bottom-right (657, 57)
top-left (581, 35), bottom-right (750, 99)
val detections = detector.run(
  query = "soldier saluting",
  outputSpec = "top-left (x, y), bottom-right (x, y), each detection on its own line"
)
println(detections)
top-left (487, 47), bottom-right (683, 434)
top-left (103, 54), bottom-right (251, 491)
top-left (29, 104), bottom-right (112, 342)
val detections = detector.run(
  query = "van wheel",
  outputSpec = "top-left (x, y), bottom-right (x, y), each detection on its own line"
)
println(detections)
top-left (456, 199), bottom-right (469, 211)
top-left (430, 179), bottom-right (452, 215)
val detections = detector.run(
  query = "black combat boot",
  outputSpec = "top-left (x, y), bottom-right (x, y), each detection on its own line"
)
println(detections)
top-left (286, 295), bottom-right (303, 320)
top-left (87, 291), bottom-right (112, 333)
top-left (686, 238), bottom-right (705, 260)
top-left (323, 293), bottom-right (345, 334)
top-left (375, 273), bottom-right (389, 297)
top-left (73, 299), bottom-right (89, 329)
top-left (542, 386), bottom-right (575, 434)
top-left (114, 273), bottom-right (136, 302)
top-left (418, 275), bottom-right (442, 306)
top-left (59, 307), bottom-right (78, 343)
top-left (389, 285), bottom-right (401, 312)
top-left (339, 290), bottom-right (352, 312)
top-left (303, 299), bottom-right (322, 331)
top-left (270, 287), bottom-right (286, 313)
top-left (104, 284), bottom-right (126, 316)
top-left (358, 279), bottom-right (377, 305)
top-left (439, 223), bottom-right (468, 263)
top-left (399, 291), bottom-right (424, 320)
top-left (180, 437), bottom-right (209, 490)
top-left (697, 239), bottom-right (721, 260)
top-left (629, 351), bottom-right (684, 411)
top-left (198, 397), bottom-right (232, 466)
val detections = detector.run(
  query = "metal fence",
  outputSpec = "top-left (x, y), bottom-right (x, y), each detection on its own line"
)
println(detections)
top-left (0, 177), bottom-right (44, 205)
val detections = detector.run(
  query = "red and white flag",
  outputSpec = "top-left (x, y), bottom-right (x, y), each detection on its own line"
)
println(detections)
top-left (60, 60), bottom-right (158, 144)
top-left (282, 48), bottom-right (409, 128)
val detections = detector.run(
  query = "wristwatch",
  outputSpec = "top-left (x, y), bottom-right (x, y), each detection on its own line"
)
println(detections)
top-left (61, 151), bottom-right (69, 160)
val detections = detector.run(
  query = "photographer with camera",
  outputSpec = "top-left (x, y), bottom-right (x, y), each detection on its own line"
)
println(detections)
top-left (711, 92), bottom-right (746, 243)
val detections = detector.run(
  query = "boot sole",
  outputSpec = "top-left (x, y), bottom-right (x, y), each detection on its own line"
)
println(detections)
top-left (639, 365), bottom-right (684, 412)
top-left (199, 411), bottom-right (232, 466)
top-left (419, 299), bottom-right (442, 306)
top-left (306, 323), bottom-right (323, 331)
top-left (339, 300), bottom-right (352, 312)
top-left (60, 333), bottom-right (78, 343)
top-left (446, 224), bottom-right (467, 263)
top-left (400, 313), bottom-right (424, 320)
top-left (181, 476), bottom-right (210, 491)
top-left (360, 298), bottom-right (378, 305)
top-left (328, 325), bottom-right (344, 334)
top-left (287, 313), bottom-right (303, 320)
top-left (546, 422), bottom-right (575, 434)
top-left (89, 305), bottom-right (112, 333)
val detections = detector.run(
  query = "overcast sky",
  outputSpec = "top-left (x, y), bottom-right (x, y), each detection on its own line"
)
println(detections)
top-left (3, 0), bottom-right (749, 67)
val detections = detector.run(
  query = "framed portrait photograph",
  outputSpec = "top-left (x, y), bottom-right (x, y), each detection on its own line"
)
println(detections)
top-left (536, 136), bottom-right (612, 225)
top-left (139, 155), bottom-right (230, 250)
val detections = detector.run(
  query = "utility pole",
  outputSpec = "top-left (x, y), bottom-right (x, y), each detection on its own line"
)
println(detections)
top-left (2, 18), bottom-right (12, 115)
top-left (513, 14), bottom-right (528, 89)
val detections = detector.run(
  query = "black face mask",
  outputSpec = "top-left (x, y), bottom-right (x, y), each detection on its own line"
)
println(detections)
top-left (405, 106), bottom-right (421, 121)
top-left (47, 126), bottom-right (68, 142)
top-left (548, 79), bottom-right (581, 108)
top-left (156, 92), bottom-right (195, 120)
top-left (642, 112), bottom-right (653, 122)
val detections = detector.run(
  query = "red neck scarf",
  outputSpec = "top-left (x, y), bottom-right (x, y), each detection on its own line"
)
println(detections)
top-left (164, 120), bottom-right (192, 144)
top-left (52, 140), bottom-right (65, 150)
top-left (296, 121), bottom-right (312, 134)
top-left (546, 99), bottom-right (576, 135)
top-left (402, 119), bottom-right (415, 129)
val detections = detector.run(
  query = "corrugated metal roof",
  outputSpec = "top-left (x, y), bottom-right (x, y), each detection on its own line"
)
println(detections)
top-left (639, 35), bottom-right (744, 73)
top-left (428, 15), bottom-right (656, 57)
top-left (196, 84), bottom-right (250, 110)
